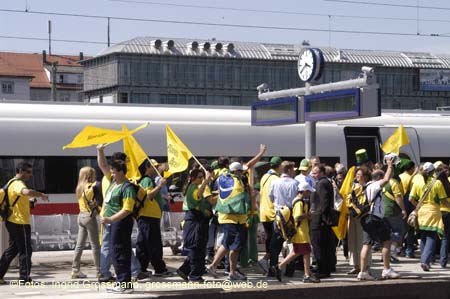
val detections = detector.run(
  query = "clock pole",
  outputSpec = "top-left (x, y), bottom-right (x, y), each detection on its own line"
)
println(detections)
top-left (304, 82), bottom-right (316, 158)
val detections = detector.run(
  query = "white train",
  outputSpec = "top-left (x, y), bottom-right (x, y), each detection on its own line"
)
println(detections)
top-left (0, 101), bottom-right (449, 217)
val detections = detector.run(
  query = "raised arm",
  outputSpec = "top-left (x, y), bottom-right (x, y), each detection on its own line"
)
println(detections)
top-left (97, 144), bottom-right (110, 176)
top-left (245, 144), bottom-right (267, 169)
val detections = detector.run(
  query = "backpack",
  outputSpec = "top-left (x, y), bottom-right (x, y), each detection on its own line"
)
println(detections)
top-left (274, 206), bottom-right (296, 241)
top-left (82, 181), bottom-right (102, 217)
top-left (348, 183), bottom-right (381, 218)
top-left (119, 178), bottom-right (147, 218)
top-left (0, 178), bottom-right (21, 222)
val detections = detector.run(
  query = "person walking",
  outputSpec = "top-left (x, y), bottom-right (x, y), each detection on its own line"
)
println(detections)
top-left (0, 162), bottom-right (48, 284)
top-left (71, 166), bottom-right (101, 279)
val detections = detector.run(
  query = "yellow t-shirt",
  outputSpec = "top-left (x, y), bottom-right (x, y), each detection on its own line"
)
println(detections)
top-left (7, 179), bottom-right (30, 225)
top-left (383, 178), bottom-right (404, 202)
top-left (291, 197), bottom-right (310, 244)
top-left (218, 213), bottom-right (248, 225)
top-left (78, 184), bottom-right (96, 213)
top-left (410, 176), bottom-right (447, 206)
top-left (259, 171), bottom-right (279, 222)
top-left (399, 172), bottom-right (413, 194)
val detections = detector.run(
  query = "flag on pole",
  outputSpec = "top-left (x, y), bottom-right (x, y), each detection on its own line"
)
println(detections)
top-left (332, 166), bottom-right (355, 240)
top-left (166, 125), bottom-right (193, 175)
top-left (62, 126), bottom-right (125, 149)
top-left (122, 124), bottom-right (149, 180)
top-left (381, 125), bottom-right (410, 154)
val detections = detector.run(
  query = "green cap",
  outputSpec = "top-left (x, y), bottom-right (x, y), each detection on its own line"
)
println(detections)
top-left (355, 149), bottom-right (369, 165)
top-left (210, 160), bottom-right (219, 170)
top-left (270, 156), bottom-right (283, 167)
top-left (298, 159), bottom-right (311, 171)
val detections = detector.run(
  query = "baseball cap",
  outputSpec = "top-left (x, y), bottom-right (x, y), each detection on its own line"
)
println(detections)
top-left (423, 162), bottom-right (435, 173)
top-left (355, 149), bottom-right (369, 165)
top-left (434, 161), bottom-right (444, 169)
top-left (298, 181), bottom-right (315, 193)
top-left (229, 162), bottom-right (248, 172)
top-left (299, 159), bottom-right (311, 171)
top-left (150, 159), bottom-right (159, 166)
top-left (270, 156), bottom-right (283, 167)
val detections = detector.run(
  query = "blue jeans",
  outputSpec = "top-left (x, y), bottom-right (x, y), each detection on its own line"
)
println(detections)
top-left (420, 230), bottom-right (437, 265)
top-left (440, 212), bottom-right (450, 267)
top-left (100, 223), bottom-right (141, 278)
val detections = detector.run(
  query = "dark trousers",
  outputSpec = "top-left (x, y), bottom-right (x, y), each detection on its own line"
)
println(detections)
top-left (179, 211), bottom-right (209, 280)
top-left (440, 212), bottom-right (450, 267)
top-left (207, 215), bottom-right (218, 258)
top-left (262, 221), bottom-right (274, 255)
top-left (136, 216), bottom-right (167, 273)
top-left (111, 215), bottom-right (133, 285)
top-left (269, 222), bottom-right (284, 267)
top-left (311, 226), bottom-right (335, 275)
top-left (0, 221), bottom-right (32, 281)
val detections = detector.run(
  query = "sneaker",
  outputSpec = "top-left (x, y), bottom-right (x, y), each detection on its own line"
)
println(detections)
top-left (347, 268), bottom-right (360, 275)
top-left (206, 266), bottom-right (219, 278)
top-left (107, 286), bottom-right (134, 294)
top-left (98, 275), bottom-right (115, 282)
top-left (257, 259), bottom-right (269, 274)
top-left (421, 263), bottom-right (430, 272)
top-left (357, 271), bottom-right (376, 281)
top-left (132, 271), bottom-right (150, 282)
top-left (303, 275), bottom-right (320, 283)
top-left (154, 270), bottom-right (172, 277)
top-left (176, 269), bottom-right (189, 282)
top-left (71, 272), bottom-right (87, 279)
top-left (270, 266), bottom-right (282, 282)
top-left (189, 277), bottom-right (205, 283)
top-left (382, 268), bottom-right (400, 279)
top-left (228, 271), bottom-right (247, 281)
top-left (223, 271), bottom-right (230, 276)
top-left (0, 278), bottom-right (6, 285)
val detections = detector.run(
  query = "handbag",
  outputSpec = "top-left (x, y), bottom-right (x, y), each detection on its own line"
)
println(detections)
top-left (407, 176), bottom-right (438, 229)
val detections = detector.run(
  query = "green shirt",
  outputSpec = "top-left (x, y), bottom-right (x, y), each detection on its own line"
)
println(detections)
top-left (103, 181), bottom-right (136, 217)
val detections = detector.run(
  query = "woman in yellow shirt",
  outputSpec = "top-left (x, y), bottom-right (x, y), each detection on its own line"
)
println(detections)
top-left (71, 166), bottom-right (101, 279)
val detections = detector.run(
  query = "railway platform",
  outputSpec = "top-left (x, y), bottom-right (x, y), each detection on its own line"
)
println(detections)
top-left (1, 248), bottom-right (450, 299)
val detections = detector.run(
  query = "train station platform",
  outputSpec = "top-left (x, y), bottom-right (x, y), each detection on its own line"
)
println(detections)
top-left (1, 248), bottom-right (450, 299)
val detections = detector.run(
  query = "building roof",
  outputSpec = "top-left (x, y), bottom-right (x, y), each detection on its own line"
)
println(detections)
top-left (94, 36), bottom-right (450, 69)
top-left (0, 52), bottom-right (86, 89)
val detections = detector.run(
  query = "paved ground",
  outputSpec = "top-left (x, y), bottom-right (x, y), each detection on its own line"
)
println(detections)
top-left (1, 247), bottom-right (450, 299)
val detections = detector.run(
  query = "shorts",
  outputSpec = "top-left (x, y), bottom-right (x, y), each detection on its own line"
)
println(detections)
top-left (385, 215), bottom-right (405, 243)
top-left (360, 214), bottom-right (391, 246)
top-left (221, 223), bottom-right (247, 251)
top-left (292, 243), bottom-right (311, 255)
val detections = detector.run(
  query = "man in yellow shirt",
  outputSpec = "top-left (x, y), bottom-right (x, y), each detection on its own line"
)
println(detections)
top-left (257, 156), bottom-right (282, 275)
top-left (0, 162), bottom-right (48, 284)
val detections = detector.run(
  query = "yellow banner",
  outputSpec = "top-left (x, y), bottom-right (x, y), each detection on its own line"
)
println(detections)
top-left (381, 124), bottom-right (410, 154)
top-left (166, 125), bottom-right (193, 174)
top-left (62, 126), bottom-right (125, 149)
top-left (332, 166), bottom-right (355, 240)
top-left (122, 124), bottom-right (149, 180)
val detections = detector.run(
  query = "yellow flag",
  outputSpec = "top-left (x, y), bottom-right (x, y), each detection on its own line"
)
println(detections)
top-left (63, 126), bottom-right (125, 149)
top-left (166, 125), bottom-right (193, 174)
top-left (381, 125), bottom-right (410, 154)
top-left (332, 166), bottom-right (355, 240)
top-left (122, 124), bottom-right (149, 180)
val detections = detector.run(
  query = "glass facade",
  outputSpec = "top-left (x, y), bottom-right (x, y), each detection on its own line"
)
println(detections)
top-left (84, 52), bottom-right (450, 110)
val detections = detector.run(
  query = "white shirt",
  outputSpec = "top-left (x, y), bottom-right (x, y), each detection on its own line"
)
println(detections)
top-left (366, 181), bottom-right (384, 218)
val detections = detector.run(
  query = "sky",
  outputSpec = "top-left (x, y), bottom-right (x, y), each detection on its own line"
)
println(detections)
top-left (1, 0), bottom-right (450, 57)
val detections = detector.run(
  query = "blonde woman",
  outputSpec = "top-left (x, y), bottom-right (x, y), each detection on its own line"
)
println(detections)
top-left (71, 166), bottom-right (101, 279)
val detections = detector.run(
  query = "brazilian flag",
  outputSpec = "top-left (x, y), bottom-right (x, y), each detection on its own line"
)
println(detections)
top-left (215, 174), bottom-right (249, 215)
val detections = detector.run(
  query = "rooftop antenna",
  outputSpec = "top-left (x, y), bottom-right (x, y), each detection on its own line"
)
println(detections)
top-left (25, 0), bottom-right (30, 12)
top-left (48, 20), bottom-right (52, 55)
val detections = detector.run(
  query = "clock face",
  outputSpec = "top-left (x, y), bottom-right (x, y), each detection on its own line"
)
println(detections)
top-left (298, 49), bottom-right (316, 82)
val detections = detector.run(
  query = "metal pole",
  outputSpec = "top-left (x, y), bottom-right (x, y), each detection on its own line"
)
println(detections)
top-left (48, 20), bottom-right (52, 55)
top-left (107, 17), bottom-right (111, 47)
top-left (304, 82), bottom-right (316, 158)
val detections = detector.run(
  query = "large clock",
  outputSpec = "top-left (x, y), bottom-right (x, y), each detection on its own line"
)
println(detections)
top-left (297, 48), bottom-right (324, 82)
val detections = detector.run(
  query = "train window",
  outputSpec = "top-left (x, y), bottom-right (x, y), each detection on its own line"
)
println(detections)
top-left (0, 158), bottom-right (45, 191)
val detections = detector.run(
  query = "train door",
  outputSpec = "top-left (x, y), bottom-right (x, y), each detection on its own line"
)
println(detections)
top-left (344, 127), bottom-right (381, 168)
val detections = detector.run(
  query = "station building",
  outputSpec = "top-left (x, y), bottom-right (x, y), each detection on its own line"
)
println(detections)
top-left (82, 37), bottom-right (450, 110)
